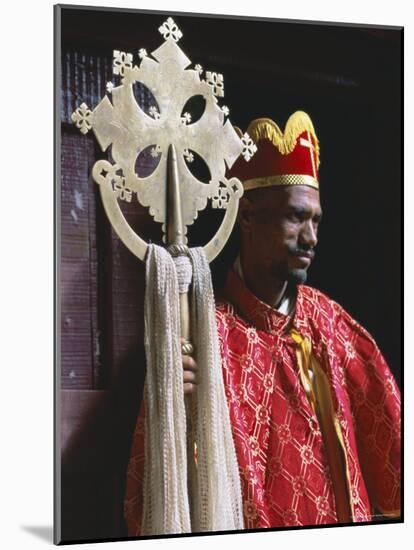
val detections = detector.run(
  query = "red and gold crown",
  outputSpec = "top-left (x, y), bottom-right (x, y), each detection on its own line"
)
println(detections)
top-left (229, 111), bottom-right (320, 191)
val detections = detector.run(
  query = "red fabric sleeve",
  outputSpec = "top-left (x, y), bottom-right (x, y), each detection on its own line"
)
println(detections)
top-left (334, 305), bottom-right (401, 517)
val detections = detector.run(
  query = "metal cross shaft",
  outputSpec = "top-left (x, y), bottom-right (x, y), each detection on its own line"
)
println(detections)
top-left (166, 143), bottom-right (196, 527)
top-left (166, 144), bottom-right (193, 356)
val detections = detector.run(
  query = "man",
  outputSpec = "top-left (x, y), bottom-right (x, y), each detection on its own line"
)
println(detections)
top-left (124, 111), bottom-right (400, 532)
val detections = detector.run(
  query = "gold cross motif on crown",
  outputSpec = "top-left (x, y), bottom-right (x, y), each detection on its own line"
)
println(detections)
top-left (300, 132), bottom-right (317, 178)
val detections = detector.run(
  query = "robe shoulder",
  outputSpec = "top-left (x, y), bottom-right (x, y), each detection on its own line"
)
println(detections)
top-left (299, 284), bottom-right (382, 351)
top-left (216, 284), bottom-right (379, 347)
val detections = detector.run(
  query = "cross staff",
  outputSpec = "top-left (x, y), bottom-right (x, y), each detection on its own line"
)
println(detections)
top-left (71, 16), bottom-right (256, 533)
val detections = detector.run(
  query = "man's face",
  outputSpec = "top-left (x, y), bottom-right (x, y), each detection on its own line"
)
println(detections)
top-left (240, 185), bottom-right (322, 285)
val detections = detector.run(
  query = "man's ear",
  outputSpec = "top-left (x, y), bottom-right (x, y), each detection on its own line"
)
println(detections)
top-left (238, 196), bottom-right (255, 234)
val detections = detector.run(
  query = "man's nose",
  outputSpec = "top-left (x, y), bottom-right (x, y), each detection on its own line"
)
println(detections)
top-left (299, 220), bottom-right (318, 249)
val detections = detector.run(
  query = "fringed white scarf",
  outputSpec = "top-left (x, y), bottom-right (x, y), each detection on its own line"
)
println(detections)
top-left (141, 244), bottom-right (244, 535)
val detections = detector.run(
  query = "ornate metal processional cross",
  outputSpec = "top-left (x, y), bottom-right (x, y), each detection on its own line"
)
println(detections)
top-left (71, 16), bottom-right (256, 256)
top-left (71, 17), bottom-right (258, 532)
top-left (71, 16), bottom-right (256, 357)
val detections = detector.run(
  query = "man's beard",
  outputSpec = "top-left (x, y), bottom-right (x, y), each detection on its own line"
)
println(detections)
top-left (271, 245), bottom-right (315, 285)
top-left (271, 261), bottom-right (309, 285)
top-left (287, 268), bottom-right (308, 284)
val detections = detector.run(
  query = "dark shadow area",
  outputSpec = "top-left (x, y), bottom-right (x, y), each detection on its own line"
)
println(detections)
top-left (60, 345), bottom-right (146, 542)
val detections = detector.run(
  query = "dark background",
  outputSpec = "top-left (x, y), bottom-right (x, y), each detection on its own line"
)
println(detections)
top-left (56, 4), bottom-right (402, 543)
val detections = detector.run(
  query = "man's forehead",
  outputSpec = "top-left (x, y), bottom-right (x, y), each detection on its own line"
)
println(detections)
top-left (267, 185), bottom-right (321, 211)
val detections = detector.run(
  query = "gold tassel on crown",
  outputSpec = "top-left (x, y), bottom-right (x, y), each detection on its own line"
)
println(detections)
top-left (246, 111), bottom-right (320, 167)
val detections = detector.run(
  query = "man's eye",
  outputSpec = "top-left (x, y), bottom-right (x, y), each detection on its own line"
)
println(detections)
top-left (288, 212), bottom-right (302, 223)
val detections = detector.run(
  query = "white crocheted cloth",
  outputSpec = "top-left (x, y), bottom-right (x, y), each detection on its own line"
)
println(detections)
top-left (141, 245), bottom-right (244, 535)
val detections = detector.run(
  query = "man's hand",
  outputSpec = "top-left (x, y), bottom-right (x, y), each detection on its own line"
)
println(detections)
top-left (181, 339), bottom-right (198, 394)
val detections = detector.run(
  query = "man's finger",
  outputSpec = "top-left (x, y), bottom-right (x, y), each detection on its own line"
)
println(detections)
top-left (182, 355), bottom-right (197, 371)
top-left (184, 370), bottom-right (197, 384)
top-left (184, 382), bottom-right (197, 394)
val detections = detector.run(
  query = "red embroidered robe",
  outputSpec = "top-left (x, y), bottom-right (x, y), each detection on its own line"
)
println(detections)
top-left (124, 270), bottom-right (400, 533)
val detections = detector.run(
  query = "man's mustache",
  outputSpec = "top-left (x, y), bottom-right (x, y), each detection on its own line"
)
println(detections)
top-left (288, 245), bottom-right (316, 259)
